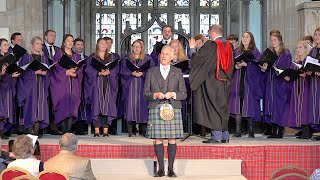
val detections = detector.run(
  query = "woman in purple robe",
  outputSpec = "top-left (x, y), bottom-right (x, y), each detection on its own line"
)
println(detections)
top-left (85, 37), bottom-right (119, 137)
top-left (17, 36), bottom-right (50, 136)
top-left (308, 27), bottom-right (320, 141)
top-left (0, 38), bottom-right (19, 139)
top-left (286, 40), bottom-right (311, 139)
top-left (260, 32), bottom-right (293, 138)
top-left (229, 32), bottom-right (262, 138)
top-left (50, 34), bottom-right (83, 134)
top-left (121, 40), bottom-right (155, 137)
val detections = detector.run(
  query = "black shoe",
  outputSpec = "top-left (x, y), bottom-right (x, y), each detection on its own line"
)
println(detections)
top-left (128, 133), bottom-right (132, 137)
top-left (221, 139), bottom-right (229, 143)
top-left (296, 136), bottom-right (303, 139)
top-left (1, 135), bottom-right (9, 140)
top-left (154, 169), bottom-right (165, 177)
top-left (267, 134), bottom-right (283, 139)
top-left (167, 169), bottom-right (177, 177)
top-left (233, 132), bottom-right (241, 138)
top-left (295, 131), bottom-right (302, 137)
top-left (51, 130), bottom-right (63, 135)
top-left (302, 136), bottom-right (312, 139)
top-left (94, 133), bottom-right (100, 137)
top-left (311, 136), bottom-right (320, 141)
top-left (103, 133), bottom-right (109, 137)
top-left (248, 132), bottom-right (255, 138)
top-left (202, 139), bottom-right (222, 144)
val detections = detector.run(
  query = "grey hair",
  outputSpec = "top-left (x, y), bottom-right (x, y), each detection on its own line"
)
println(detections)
top-left (59, 133), bottom-right (78, 153)
top-left (12, 135), bottom-right (34, 159)
top-left (209, 24), bottom-right (223, 35)
top-left (161, 45), bottom-right (175, 57)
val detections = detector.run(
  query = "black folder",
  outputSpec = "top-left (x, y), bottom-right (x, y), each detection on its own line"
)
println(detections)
top-left (12, 45), bottom-right (27, 60)
top-left (303, 56), bottom-right (320, 72)
top-left (274, 67), bottom-right (302, 80)
top-left (21, 60), bottom-right (55, 71)
top-left (0, 54), bottom-right (16, 67)
top-left (234, 51), bottom-right (254, 63)
top-left (90, 57), bottom-right (119, 72)
top-left (258, 48), bottom-right (278, 66)
top-left (126, 59), bottom-right (151, 72)
top-left (172, 60), bottom-right (189, 71)
top-left (6, 63), bottom-right (24, 74)
top-left (58, 54), bottom-right (87, 69)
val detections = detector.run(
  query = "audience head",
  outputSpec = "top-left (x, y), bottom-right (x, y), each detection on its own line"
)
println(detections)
top-left (270, 33), bottom-right (285, 55)
top-left (130, 39), bottom-right (145, 60)
top-left (239, 31), bottom-right (256, 52)
top-left (30, 36), bottom-right (43, 55)
top-left (159, 45), bottom-right (174, 66)
top-left (169, 39), bottom-right (187, 61)
top-left (44, 30), bottom-right (56, 45)
top-left (59, 133), bottom-right (78, 154)
top-left (74, 38), bottom-right (85, 54)
top-left (0, 38), bottom-right (9, 55)
top-left (295, 40), bottom-right (310, 63)
top-left (162, 25), bottom-right (173, 41)
top-left (209, 24), bottom-right (223, 41)
top-left (11, 32), bottom-right (23, 46)
top-left (303, 35), bottom-right (313, 47)
top-left (227, 34), bottom-right (238, 49)
top-left (193, 34), bottom-right (205, 50)
top-left (313, 27), bottom-right (320, 48)
top-left (61, 34), bottom-right (74, 52)
top-left (12, 135), bottom-right (35, 159)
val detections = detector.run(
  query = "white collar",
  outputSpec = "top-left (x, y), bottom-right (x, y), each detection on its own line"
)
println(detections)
top-left (160, 63), bottom-right (170, 70)
top-left (162, 38), bottom-right (171, 45)
top-left (213, 36), bottom-right (223, 41)
top-left (45, 42), bottom-right (54, 47)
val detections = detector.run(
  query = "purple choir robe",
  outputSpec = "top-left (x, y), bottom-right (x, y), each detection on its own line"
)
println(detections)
top-left (286, 60), bottom-right (309, 128)
top-left (84, 54), bottom-right (119, 126)
top-left (229, 49), bottom-right (263, 121)
top-left (17, 54), bottom-right (50, 129)
top-left (308, 48), bottom-right (320, 131)
top-left (50, 49), bottom-right (83, 124)
top-left (270, 49), bottom-right (293, 127)
top-left (120, 55), bottom-right (155, 123)
top-left (0, 69), bottom-right (16, 132)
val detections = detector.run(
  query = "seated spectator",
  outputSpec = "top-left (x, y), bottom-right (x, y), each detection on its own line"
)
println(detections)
top-left (7, 135), bottom-right (44, 176)
top-left (44, 133), bottom-right (96, 180)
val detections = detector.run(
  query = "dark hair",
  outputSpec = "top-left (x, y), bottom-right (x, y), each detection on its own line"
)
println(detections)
top-left (269, 30), bottom-right (281, 36)
top-left (95, 38), bottom-right (110, 60)
top-left (194, 34), bottom-right (205, 41)
top-left (0, 38), bottom-right (8, 47)
top-left (227, 34), bottom-right (238, 41)
top-left (270, 33), bottom-right (285, 55)
top-left (103, 36), bottom-right (113, 43)
top-left (10, 32), bottom-right (22, 43)
top-left (162, 25), bottom-right (172, 32)
top-left (303, 35), bottom-right (313, 44)
top-left (44, 29), bottom-right (56, 36)
top-left (74, 38), bottom-right (84, 44)
top-left (238, 31), bottom-right (257, 52)
top-left (61, 34), bottom-right (74, 52)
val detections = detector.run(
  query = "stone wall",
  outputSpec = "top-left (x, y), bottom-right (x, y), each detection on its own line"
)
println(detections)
top-left (0, 0), bottom-right (43, 50)
top-left (298, 1), bottom-right (320, 37)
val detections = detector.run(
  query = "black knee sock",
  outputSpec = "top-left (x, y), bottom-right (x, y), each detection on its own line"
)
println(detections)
top-left (271, 123), bottom-right (277, 135)
top-left (33, 121), bottom-right (40, 135)
top-left (154, 143), bottom-right (164, 171)
top-left (248, 119), bottom-right (254, 133)
top-left (278, 126), bottom-right (284, 136)
top-left (168, 143), bottom-right (177, 171)
top-left (235, 115), bottom-right (242, 133)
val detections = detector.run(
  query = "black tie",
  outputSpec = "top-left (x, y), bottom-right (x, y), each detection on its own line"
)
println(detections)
top-left (49, 46), bottom-right (53, 59)
top-left (165, 41), bottom-right (167, 44)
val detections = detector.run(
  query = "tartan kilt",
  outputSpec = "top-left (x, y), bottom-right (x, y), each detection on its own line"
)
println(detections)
top-left (147, 106), bottom-right (184, 139)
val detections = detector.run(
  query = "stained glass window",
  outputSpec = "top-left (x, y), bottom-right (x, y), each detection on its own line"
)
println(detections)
top-left (122, 13), bottom-right (142, 45)
top-left (147, 13), bottom-right (167, 53)
top-left (148, 0), bottom-right (167, 6)
top-left (96, 13), bottom-right (116, 52)
top-left (200, 13), bottom-right (219, 37)
top-left (175, 0), bottom-right (189, 6)
top-left (96, 0), bottom-right (116, 6)
top-left (174, 14), bottom-right (190, 34)
top-left (200, 0), bottom-right (219, 7)
top-left (122, 0), bottom-right (141, 6)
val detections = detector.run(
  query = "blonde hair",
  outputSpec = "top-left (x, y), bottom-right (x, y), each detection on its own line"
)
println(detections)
top-left (169, 39), bottom-right (187, 61)
top-left (129, 39), bottom-right (145, 61)
top-left (313, 27), bottom-right (320, 47)
top-left (295, 40), bottom-right (311, 63)
top-left (30, 36), bottom-right (43, 55)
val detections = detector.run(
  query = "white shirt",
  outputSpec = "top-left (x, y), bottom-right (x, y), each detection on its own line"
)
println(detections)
top-left (8, 157), bottom-right (41, 176)
top-left (213, 36), bottom-right (223, 41)
top-left (162, 38), bottom-right (171, 45)
top-left (45, 42), bottom-right (56, 58)
top-left (160, 63), bottom-right (170, 80)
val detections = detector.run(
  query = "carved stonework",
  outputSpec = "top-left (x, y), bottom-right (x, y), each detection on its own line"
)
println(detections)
top-left (298, 2), bottom-right (320, 36)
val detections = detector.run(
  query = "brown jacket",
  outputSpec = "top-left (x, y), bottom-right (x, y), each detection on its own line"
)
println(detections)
top-left (44, 150), bottom-right (96, 180)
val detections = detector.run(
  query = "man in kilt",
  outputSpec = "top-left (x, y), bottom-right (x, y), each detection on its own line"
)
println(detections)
top-left (144, 45), bottom-right (187, 177)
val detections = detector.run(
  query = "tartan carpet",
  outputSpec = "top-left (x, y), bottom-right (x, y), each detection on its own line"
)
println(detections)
top-left (2, 144), bottom-right (319, 180)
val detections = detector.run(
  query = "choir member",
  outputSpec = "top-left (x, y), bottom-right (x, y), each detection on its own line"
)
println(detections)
top-left (188, 34), bottom-right (206, 57)
top-left (85, 37), bottom-right (119, 137)
top-left (43, 30), bottom-right (59, 63)
top-left (74, 38), bottom-right (87, 59)
top-left (121, 40), bottom-right (155, 137)
top-left (17, 36), bottom-right (50, 136)
top-left (303, 35), bottom-right (313, 48)
top-left (144, 45), bottom-right (186, 177)
top-left (260, 32), bottom-right (292, 138)
top-left (150, 25), bottom-right (173, 66)
top-left (308, 27), bottom-right (320, 141)
top-left (227, 34), bottom-right (239, 50)
top-left (229, 31), bottom-right (262, 138)
top-left (286, 41), bottom-right (311, 139)
top-left (9, 32), bottom-right (23, 53)
top-left (50, 34), bottom-right (83, 134)
top-left (0, 38), bottom-right (18, 139)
